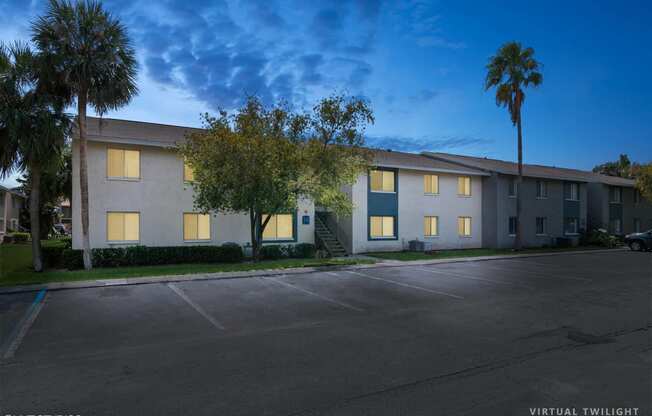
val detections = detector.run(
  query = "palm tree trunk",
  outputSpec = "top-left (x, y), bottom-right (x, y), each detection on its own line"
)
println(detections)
top-left (30, 164), bottom-right (43, 272)
top-left (78, 93), bottom-right (92, 270)
top-left (515, 110), bottom-right (523, 251)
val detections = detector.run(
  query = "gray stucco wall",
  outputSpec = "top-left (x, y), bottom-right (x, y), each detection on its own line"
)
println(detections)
top-left (587, 183), bottom-right (652, 234)
top-left (489, 174), bottom-right (586, 248)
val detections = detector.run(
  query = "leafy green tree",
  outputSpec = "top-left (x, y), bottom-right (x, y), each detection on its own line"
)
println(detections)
top-left (485, 42), bottom-right (543, 250)
top-left (634, 164), bottom-right (652, 202)
top-left (0, 43), bottom-right (70, 271)
top-left (32, 0), bottom-right (138, 269)
top-left (593, 154), bottom-right (634, 178)
top-left (180, 95), bottom-right (373, 260)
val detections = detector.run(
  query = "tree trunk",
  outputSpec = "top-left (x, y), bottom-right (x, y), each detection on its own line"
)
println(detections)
top-left (30, 165), bottom-right (43, 272)
top-left (515, 108), bottom-right (523, 251)
top-left (249, 208), bottom-right (259, 261)
top-left (78, 93), bottom-right (92, 270)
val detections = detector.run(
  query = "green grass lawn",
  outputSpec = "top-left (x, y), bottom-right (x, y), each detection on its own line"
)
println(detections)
top-left (365, 246), bottom-right (613, 261)
top-left (0, 242), bottom-right (373, 287)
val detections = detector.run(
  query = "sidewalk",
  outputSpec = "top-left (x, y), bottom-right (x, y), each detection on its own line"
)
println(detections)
top-left (0, 248), bottom-right (627, 295)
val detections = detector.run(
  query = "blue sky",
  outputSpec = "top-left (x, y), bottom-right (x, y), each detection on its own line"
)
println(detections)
top-left (1, 0), bottom-right (651, 187)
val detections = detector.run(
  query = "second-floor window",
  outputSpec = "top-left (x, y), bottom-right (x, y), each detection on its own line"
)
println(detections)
top-left (610, 187), bottom-right (622, 203)
top-left (565, 183), bottom-right (579, 201)
top-left (508, 178), bottom-right (517, 197)
top-left (370, 170), bottom-right (395, 193)
top-left (107, 148), bottom-right (140, 179)
top-left (634, 189), bottom-right (642, 204)
top-left (536, 181), bottom-right (548, 198)
top-left (424, 175), bottom-right (439, 194)
top-left (184, 160), bottom-right (195, 182)
top-left (458, 177), bottom-right (472, 196)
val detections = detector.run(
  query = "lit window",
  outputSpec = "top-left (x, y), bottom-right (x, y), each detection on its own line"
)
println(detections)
top-left (508, 217), bottom-right (518, 236)
top-left (458, 177), bottom-right (471, 196)
top-left (184, 159), bottom-right (195, 182)
top-left (107, 148), bottom-right (140, 179)
top-left (536, 181), bottom-right (548, 198)
top-left (262, 214), bottom-right (294, 240)
top-left (370, 170), bottom-right (395, 192)
top-left (508, 178), bottom-right (517, 197)
top-left (458, 217), bottom-right (472, 237)
top-left (536, 217), bottom-right (547, 235)
top-left (107, 212), bottom-right (140, 241)
top-left (424, 175), bottom-right (439, 194)
top-left (565, 217), bottom-right (579, 235)
top-left (370, 216), bottom-right (395, 238)
top-left (183, 213), bottom-right (211, 240)
top-left (424, 216), bottom-right (439, 236)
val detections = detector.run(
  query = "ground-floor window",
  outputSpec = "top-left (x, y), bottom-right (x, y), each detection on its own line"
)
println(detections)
top-left (564, 217), bottom-right (579, 235)
top-left (536, 217), bottom-right (547, 235)
top-left (458, 216), bottom-right (472, 237)
top-left (423, 216), bottom-right (439, 237)
top-left (634, 218), bottom-right (641, 233)
top-left (508, 217), bottom-right (517, 236)
top-left (370, 216), bottom-right (395, 238)
top-left (183, 213), bottom-right (211, 241)
top-left (262, 214), bottom-right (294, 240)
top-left (609, 218), bottom-right (622, 235)
top-left (107, 212), bottom-right (140, 242)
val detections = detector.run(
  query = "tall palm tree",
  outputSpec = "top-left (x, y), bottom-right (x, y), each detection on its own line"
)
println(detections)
top-left (32, 0), bottom-right (138, 269)
top-left (0, 42), bottom-right (70, 271)
top-left (485, 42), bottom-right (542, 250)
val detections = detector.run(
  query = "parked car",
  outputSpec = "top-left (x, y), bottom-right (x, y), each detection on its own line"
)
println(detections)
top-left (624, 229), bottom-right (652, 252)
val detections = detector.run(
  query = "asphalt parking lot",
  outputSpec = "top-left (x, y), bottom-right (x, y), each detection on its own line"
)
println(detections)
top-left (1, 251), bottom-right (650, 415)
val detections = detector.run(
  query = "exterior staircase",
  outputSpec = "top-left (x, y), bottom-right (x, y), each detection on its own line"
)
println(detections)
top-left (315, 214), bottom-right (348, 257)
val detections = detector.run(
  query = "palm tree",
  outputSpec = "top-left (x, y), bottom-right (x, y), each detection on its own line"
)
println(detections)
top-left (32, 0), bottom-right (138, 269)
top-left (485, 42), bottom-right (542, 250)
top-left (0, 43), bottom-right (70, 271)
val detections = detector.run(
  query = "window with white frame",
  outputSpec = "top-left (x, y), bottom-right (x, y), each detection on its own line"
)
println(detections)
top-left (107, 148), bottom-right (140, 179)
top-left (458, 177), bottom-right (472, 196)
top-left (370, 170), bottom-right (395, 193)
top-left (536, 217), bottom-right (547, 235)
top-left (262, 214), bottom-right (294, 240)
top-left (536, 180), bottom-right (548, 198)
top-left (610, 187), bottom-right (622, 203)
top-left (370, 216), bottom-right (395, 238)
top-left (107, 212), bottom-right (140, 242)
top-left (424, 175), bottom-right (439, 194)
top-left (183, 213), bottom-right (211, 241)
top-left (565, 183), bottom-right (579, 201)
top-left (458, 216), bottom-right (472, 237)
top-left (564, 217), bottom-right (579, 235)
top-left (508, 217), bottom-right (518, 236)
top-left (424, 216), bottom-right (439, 237)
top-left (508, 178), bottom-right (517, 197)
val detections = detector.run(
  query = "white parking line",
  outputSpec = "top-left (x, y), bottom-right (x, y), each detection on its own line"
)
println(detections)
top-left (413, 267), bottom-right (532, 288)
top-left (261, 276), bottom-right (365, 312)
top-left (345, 271), bottom-right (464, 300)
top-left (167, 283), bottom-right (225, 330)
top-left (324, 272), bottom-right (341, 277)
top-left (2, 289), bottom-right (48, 360)
top-left (463, 263), bottom-right (592, 282)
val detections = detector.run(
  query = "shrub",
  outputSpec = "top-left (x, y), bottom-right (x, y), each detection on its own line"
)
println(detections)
top-left (585, 229), bottom-right (619, 248)
top-left (290, 243), bottom-right (316, 258)
top-left (42, 246), bottom-right (66, 268)
top-left (260, 244), bottom-right (284, 260)
top-left (60, 244), bottom-right (244, 270)
top-left (259, 243), bottom-right (316, 259)
top-left (8, 232), bottom-right (30, 244)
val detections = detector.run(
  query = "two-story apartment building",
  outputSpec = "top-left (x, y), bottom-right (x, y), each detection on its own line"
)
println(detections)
top-left (0, 185), bottom-right (25, 239)
top-left (587, 175), bottom-right (652, 235)
top-left (323, 150), bottom-right (487, 254)
top-left (424, 153), bottom-right (590, 248)
top-left (71, 117), bottom-right (314, 250)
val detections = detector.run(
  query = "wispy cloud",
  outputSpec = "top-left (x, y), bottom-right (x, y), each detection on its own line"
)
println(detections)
top-left (366, 135), bottom-right (493, 153)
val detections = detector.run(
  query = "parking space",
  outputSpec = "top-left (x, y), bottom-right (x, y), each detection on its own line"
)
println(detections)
top-left (0, 251), bottom-right (650, 415)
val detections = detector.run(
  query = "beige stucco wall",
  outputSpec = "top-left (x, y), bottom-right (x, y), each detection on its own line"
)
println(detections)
top-left (72, 140), bottom-right (314, 249)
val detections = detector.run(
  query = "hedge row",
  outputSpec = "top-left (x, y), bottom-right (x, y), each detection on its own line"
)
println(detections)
top-left (54, 244), bottom-right (244, 270)
top-left (259, 243), bottom-right (316, 260)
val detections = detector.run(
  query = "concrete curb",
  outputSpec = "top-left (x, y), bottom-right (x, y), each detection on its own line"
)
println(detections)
top-left (0, 248), bottom-right (628, 295)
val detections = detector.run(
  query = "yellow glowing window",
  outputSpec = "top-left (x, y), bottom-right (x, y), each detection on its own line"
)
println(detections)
top-left (370, 170), bottom-right (395, 192)
top-left (107, 148), bottom-right (140, 179)
top-left (457, 176), bottom-right (471, 196)
top-left (183, 213), bottom-right (211, 240)
top-left (262, 214), bottom-right (293, 240)
top-left (370, 216), bottom-right (395, 238)
top-left (107, 212), bottom-right (140, 241)
top-left (424, 175), bottom-right (439, 194)
top-left (424, 216), bottom-right (439, 236)
top-left (183, 160), bottom-right (194, 182)
top-left (458, 216), bottom-right (472, 237)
